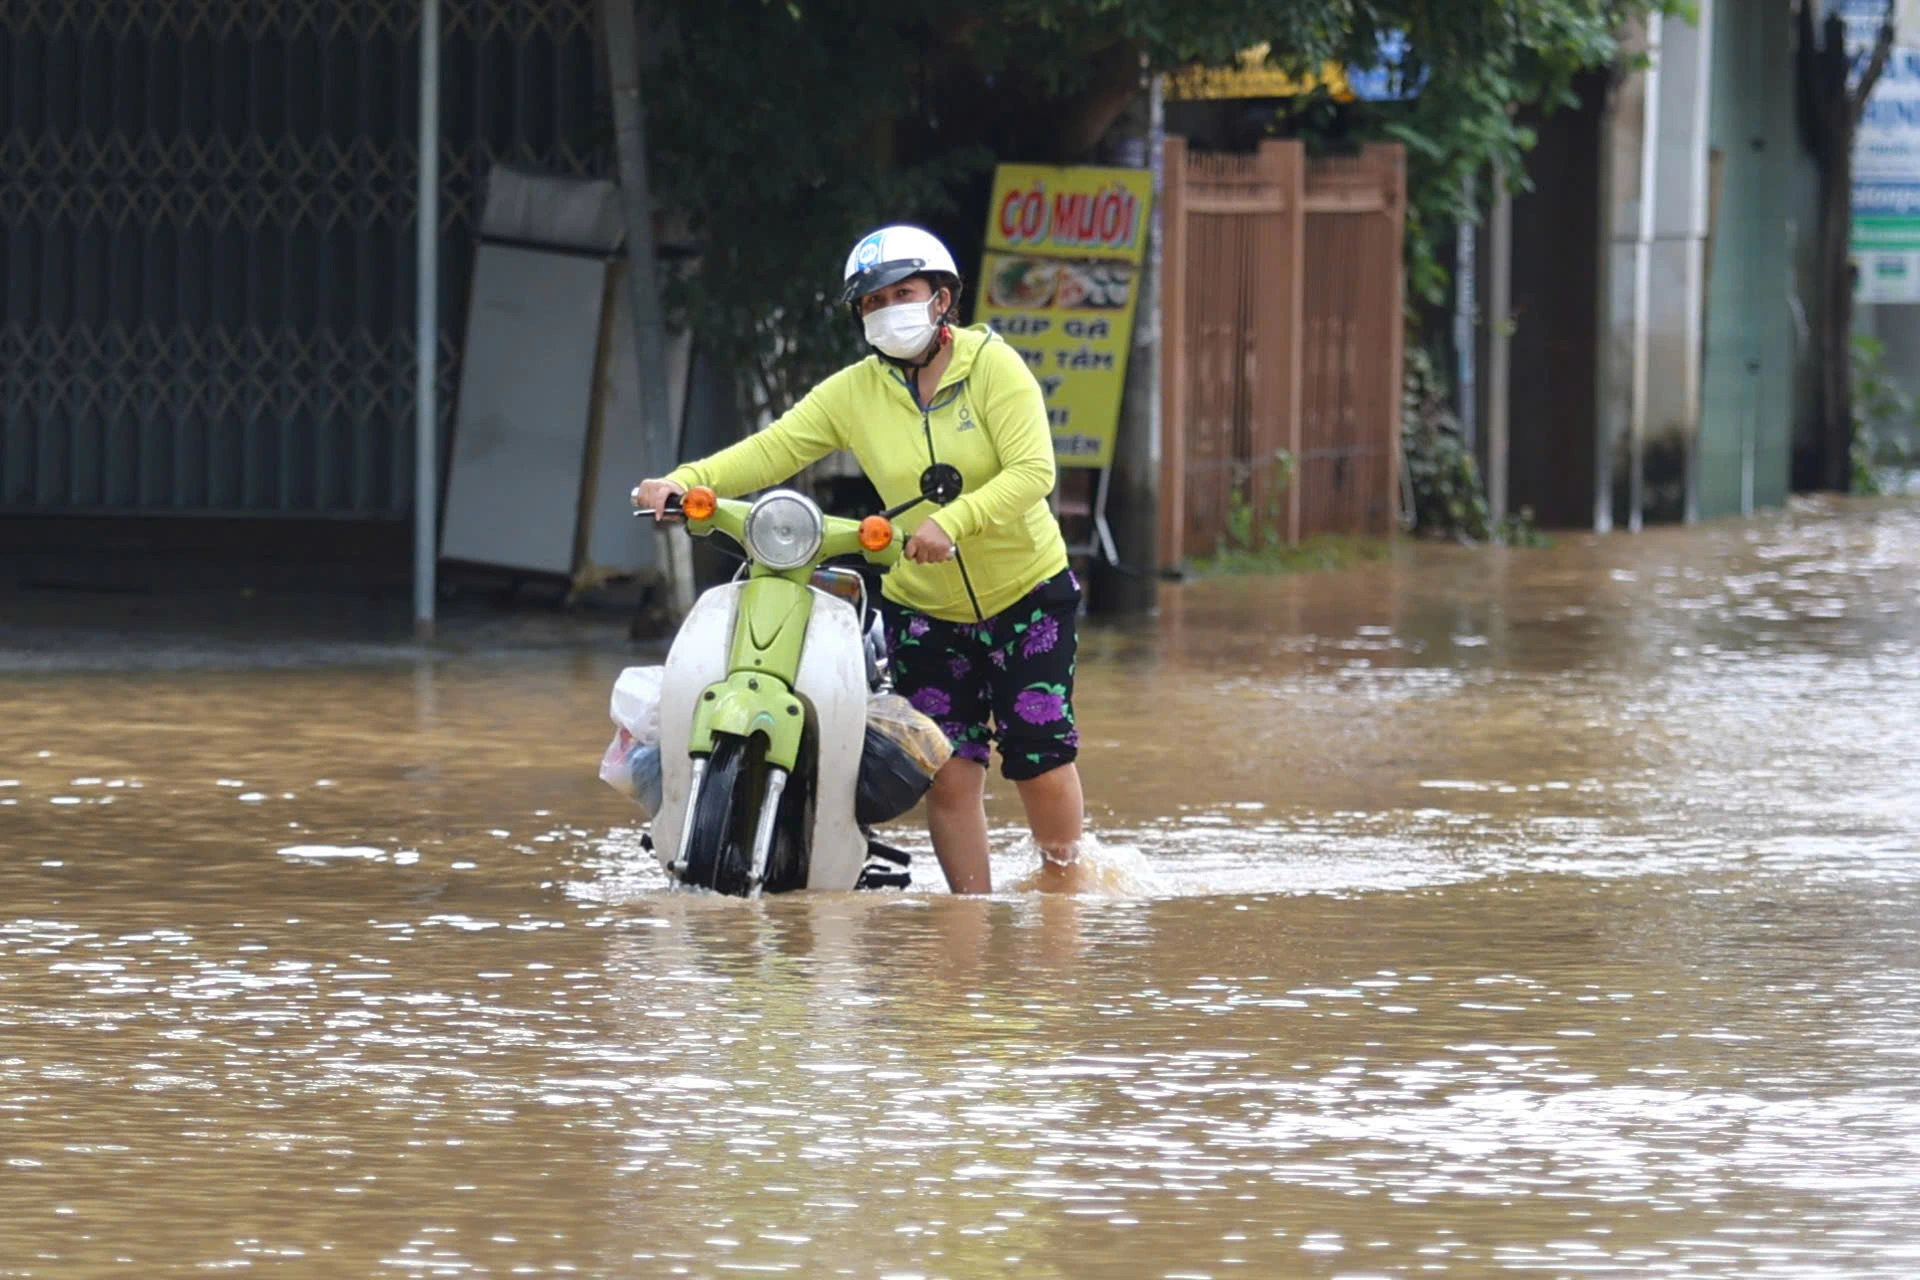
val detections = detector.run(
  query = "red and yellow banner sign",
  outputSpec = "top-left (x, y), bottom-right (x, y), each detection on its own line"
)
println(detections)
top-left (978, 164), bottom-right (1154, 469)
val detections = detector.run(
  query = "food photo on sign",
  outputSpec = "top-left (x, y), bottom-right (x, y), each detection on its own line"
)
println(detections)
top-left (985, 257), bottom-right (1135, 312)
top-left (1054, 262), bottom-right (1133, 310)
top-left (986, 256), bottom-right (1061, 309)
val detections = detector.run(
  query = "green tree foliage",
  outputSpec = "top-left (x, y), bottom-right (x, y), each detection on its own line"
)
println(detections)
top-left (1400, 346), bottom-right (1548, 545)
top-left (1275, 3), bottom-right (1686, 307)
top-left (1851, 333), bottom-right (1918, 496)
top-left (643, 0), bottom-right (968, 418)
top-left (641, 0), bottom-right (1677, 419)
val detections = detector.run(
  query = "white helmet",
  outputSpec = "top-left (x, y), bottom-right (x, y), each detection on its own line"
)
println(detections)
top-left (840, 224), bottom-right (961, 314)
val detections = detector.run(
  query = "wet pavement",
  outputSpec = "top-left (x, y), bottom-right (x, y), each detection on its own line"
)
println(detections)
top-left (0, 576), bottom-right (647, 675)
top-left (1, 493), bottom-right (1917, 1276)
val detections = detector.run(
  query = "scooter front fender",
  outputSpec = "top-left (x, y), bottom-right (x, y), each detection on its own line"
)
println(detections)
top-left (649, 581), bottom-right (871, 891)
top-left (692, 672), bottom-right (805, 772)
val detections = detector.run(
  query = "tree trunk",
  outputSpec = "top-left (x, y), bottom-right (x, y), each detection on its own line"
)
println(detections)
top-left (1819, 144), bottom-right (1856, 492)
top-left (1799, 2), bottom-right (1895, 495)
top-left (1051, 42), bottom-right (1147, 162)
top-left (599, 0), bottom-right (694, 626)
top-left (1089, 76), bottom-right (1161, 617)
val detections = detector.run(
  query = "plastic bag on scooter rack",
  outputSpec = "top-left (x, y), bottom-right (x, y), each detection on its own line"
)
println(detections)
top-left (599, 732), bottom-right (663, 816)
top-left (856, 693), bottom-right (954, 826)
top-left (598, 666), bottom-right (666, 818)
top-left (608, 665), bottom-right (665, 743)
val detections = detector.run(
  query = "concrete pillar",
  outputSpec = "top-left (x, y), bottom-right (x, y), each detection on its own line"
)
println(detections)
top-left (1597, 17), bottom-right (1662, 533)
top-left (1488, 161), bottom-right (1512, 524)
top-left (1456, 177), bottom-right (1478, 454)
top-left (1645, 0), bottom-right (1716, 525)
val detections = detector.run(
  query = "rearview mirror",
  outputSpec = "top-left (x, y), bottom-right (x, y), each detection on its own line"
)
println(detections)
top-left (919, 463), bottom-right (964, 506)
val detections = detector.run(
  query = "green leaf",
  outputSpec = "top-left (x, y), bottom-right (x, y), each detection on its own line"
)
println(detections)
top-left (1381, 121), bottom-right (1447, 160)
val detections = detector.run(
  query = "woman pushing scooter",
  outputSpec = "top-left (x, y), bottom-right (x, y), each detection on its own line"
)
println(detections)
top-left (634, 224), bottom-right (1086, 895)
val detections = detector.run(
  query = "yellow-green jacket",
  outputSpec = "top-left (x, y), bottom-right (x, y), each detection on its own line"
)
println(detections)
top-left (666, 324), bottom-right (1068, 622)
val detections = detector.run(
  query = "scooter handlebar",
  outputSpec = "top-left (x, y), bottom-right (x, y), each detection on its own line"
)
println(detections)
top-left (645, 492), bottom-right (903, 567)
top-left (629, 486), bottom-right (703, 522)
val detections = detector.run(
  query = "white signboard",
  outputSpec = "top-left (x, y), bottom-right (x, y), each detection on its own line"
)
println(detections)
top-left (1847, 0), bottom-right (1920, 301)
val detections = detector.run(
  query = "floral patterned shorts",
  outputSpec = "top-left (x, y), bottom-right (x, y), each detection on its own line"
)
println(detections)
top-left (880, 568), bottom-right (1081, 781)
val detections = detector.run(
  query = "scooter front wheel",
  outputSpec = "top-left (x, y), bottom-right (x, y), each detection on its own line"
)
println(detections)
top-left (681, 733), bottom-right (756, 896)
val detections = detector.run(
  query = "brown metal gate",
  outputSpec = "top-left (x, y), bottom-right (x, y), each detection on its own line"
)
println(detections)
top-left (1160, 137), bottom-right (1405, 567)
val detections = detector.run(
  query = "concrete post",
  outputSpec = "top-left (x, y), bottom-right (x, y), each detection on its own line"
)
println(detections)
top-left (413, 0), bottom-right (440, 640)
top-left (1488, 159), bottom-right (1512, 525)
top-left (1455, 175), bottom-right (1478, 454)
top-left (1596, 16), bottom-right (1663, 533)
top-left (1645, 0), bottom-right (1715, 525)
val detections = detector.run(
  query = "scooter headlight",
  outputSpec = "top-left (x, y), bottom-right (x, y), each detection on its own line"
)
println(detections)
top-left (743, 490), bottom-right (825, 570)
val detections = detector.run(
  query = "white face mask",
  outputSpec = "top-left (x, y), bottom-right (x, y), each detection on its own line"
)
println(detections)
top-left (863, 298), bottom-right (941, 359)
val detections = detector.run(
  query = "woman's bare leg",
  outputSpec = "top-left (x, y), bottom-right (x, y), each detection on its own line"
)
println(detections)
top-left (1015, 762), bottom-right (1086, 893)
top-left (926, 756), bottom-right (992, 894)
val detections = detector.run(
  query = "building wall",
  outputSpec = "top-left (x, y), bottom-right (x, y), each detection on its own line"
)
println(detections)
top-left (1505, 74), bottom-right (1609, 529)
top-left (1700, 0), bottom-right (1806, 517)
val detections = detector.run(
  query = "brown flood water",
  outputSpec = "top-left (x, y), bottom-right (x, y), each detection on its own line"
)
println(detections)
top-left (3, 496), bottom-right (1918, 1277)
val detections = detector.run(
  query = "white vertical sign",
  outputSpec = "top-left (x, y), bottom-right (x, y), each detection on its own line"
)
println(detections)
top-left (1847, 0), bottom-right (1920, 301)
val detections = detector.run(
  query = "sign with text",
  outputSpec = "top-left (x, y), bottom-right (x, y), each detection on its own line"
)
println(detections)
top-left (978, 164), bottom-right (1154, 468)
top-left (1845, 0), bottom-right (1920, 301)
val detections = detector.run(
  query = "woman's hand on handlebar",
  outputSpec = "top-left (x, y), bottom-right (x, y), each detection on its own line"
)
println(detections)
top-left (903, 518), bottom-right (956, 564)
top-left (631, 477), bottom-right (687, 520)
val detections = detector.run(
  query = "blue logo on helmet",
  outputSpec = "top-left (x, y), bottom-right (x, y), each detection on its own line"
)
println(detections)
top-left (854, 232), bottom-right (885, 269)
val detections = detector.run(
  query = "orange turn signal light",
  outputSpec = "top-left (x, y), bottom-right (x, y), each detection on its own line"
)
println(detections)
top-left (681, 486), bottom-right (717, 521)
top-left (857, 515), bottom-right (894, 552)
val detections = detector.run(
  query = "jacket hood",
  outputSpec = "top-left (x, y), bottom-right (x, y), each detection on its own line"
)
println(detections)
top-left (872, 323), bottom-right (998, 394)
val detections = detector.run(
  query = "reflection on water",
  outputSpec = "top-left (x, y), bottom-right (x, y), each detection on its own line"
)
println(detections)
top-left (2, 496), bottom-right (1918, 1274)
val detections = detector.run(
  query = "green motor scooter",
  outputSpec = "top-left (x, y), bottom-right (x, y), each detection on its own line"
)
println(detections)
top-left (636, 465), bottom-right (961, 896)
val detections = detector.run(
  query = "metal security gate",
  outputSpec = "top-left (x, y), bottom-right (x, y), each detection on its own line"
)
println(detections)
top-left (0, 0), bottom-right (604, 517)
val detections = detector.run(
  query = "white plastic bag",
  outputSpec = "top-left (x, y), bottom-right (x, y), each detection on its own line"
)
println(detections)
top-left (599, 733), bottom-right (663, 816)
top-left (598, 665), bottom-right (666, 817)
top-left (609, 665), bottom-right (665, 742)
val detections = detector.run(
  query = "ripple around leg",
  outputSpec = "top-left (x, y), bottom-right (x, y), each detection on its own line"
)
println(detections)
top-left (1004, 831), bottom-right (1171, 898)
